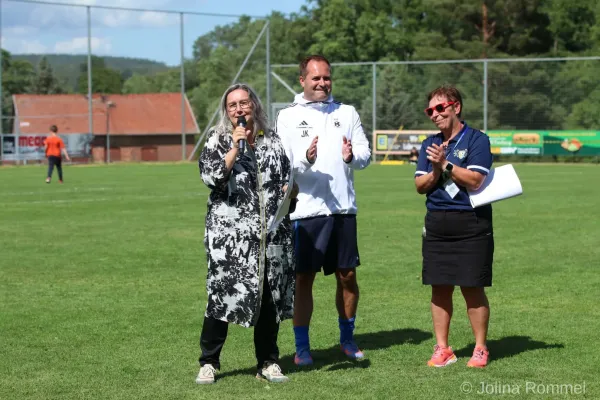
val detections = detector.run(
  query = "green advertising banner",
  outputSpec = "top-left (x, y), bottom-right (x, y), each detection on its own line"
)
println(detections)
top-left (543, 131), bottom-right (600, 156)
top-left (487, 130), bottom-right (600, 156)
top-left (487, 131), bottom-right (543, 155)
top-left (372, 130), bottom-right (600, 157)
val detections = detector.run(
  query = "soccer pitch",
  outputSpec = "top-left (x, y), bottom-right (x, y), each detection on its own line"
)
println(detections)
top-left (1, 163), bottom-right (598, 399)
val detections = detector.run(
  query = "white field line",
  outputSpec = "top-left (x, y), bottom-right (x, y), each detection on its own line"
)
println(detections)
top-left (2, 192), bottom-right (204, 206)
top-left (2, 187), bottom-right (113, 197)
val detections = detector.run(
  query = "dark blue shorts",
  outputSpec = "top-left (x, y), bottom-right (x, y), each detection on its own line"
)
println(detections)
top-left (293, 215), bottom-right (361, 276)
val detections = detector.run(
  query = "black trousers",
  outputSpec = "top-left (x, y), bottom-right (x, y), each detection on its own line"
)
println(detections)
top-left (47, 156), bottom-right (63, 180)
top-left (199, 269), bottom-right (279, 371)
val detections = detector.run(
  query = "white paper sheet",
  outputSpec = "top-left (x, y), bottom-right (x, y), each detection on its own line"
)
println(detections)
top-left (468, 164), bottom-right (523, 208)
top-left (268, 171), bottom-right (294, 233)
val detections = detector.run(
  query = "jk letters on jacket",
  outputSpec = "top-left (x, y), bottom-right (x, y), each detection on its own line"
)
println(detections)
top-left (199, 126), bottom-right (295, 328)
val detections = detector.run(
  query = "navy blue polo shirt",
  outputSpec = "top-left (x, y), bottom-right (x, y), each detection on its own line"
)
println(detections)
top-left (415, 122), bottom-right (492, 211)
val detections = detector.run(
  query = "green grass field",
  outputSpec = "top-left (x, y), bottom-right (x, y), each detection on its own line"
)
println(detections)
top-left (1, 163), bottom-right (598, 399)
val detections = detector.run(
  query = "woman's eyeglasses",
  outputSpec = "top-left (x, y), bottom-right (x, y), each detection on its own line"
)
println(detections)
top-left (227, 99), bottom-right (252, 112)
top-left (424, 101), bottom-right (455, 116)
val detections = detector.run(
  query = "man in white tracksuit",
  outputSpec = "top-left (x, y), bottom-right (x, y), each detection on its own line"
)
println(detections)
top-left (276, 54), bottom-right (371, 366)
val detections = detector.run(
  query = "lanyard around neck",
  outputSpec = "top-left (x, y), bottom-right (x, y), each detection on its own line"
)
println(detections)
top-left (445, 128), bottom-right (466, 157)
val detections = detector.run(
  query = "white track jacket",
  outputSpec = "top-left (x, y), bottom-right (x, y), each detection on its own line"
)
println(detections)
top-left (276, 93), bottom-right (371, 220)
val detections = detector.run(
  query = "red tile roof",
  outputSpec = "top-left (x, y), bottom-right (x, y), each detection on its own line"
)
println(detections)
top-left (12, 93), bottom-right (200, 135)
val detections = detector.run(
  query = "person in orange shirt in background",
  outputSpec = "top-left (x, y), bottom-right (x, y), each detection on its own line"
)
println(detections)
top-left (44, 125), bottom-right (70, 184)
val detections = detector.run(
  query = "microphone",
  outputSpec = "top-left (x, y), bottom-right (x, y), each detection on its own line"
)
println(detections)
top-left (237, 115), bottom-right (247, 154)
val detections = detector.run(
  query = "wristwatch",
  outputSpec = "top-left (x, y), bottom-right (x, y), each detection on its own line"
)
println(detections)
top-left (442, 162), bottom-right (453, 181)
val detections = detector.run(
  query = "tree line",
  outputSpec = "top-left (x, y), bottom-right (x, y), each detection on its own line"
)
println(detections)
top-left (2, 0), bottom-right (600, 135)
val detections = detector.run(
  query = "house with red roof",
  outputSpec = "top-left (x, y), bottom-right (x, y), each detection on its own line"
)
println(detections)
top-left (11, 93), bottom-right (200, 162)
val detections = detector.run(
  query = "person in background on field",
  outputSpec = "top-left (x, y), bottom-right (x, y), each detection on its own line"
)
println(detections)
top-left (409, 146), bottom-right (419, 165)
top-left (415, 85), bottom-right (494, 368)
top-left (195, 83), bottom-right (297, 385)
top-left (276, 54), bottom-right (371, 366)
top-left (44, 125), bottom-right (70, 184)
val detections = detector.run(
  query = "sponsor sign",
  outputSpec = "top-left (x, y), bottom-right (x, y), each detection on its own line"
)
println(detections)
top-left (1, 134), bottom-right (93, 161)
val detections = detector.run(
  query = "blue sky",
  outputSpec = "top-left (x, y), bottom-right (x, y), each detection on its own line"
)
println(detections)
top-left (1, 0), bottom-right (308, 66)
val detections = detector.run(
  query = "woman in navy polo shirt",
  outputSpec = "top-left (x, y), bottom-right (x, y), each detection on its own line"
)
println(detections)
top-left (415, 85), bottom-right (493, 369)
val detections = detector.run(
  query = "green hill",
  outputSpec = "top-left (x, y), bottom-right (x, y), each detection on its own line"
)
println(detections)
top-left (12, 54), bottom-right (170, 91)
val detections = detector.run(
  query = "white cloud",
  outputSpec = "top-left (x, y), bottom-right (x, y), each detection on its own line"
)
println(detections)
top-left (98, 9), bottom-right (179, 28)
top-left (101, 12), bottom-right (130, 28)
top-left (138, 11), bottom-right (178, 27)
top-left (92, 0), bottom-right (180, 28)
top-left (2, 38), bottom-right (49, 54)
top-left (3, 26), bottom-right (31, 36)
top-left (1, 0), bottom-right (206, 60)
top-left (53, 37), bottom-right (112, 54)
top-left (22, 40), bottom-right (49, 53)
top-left (4, 0), bottom-right (181, 30)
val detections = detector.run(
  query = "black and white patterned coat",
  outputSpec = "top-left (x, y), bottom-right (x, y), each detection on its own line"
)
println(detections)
top-left (199, 126), bottom-right (295, 328)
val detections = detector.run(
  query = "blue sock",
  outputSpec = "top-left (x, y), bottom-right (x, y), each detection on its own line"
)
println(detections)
top-left (339, 316), bottom-right (356, 344)
top-left (294, 326), bottom-right (310, 353)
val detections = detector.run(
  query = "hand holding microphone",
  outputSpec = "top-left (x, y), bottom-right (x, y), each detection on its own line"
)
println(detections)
top-left (233, 115), bottom-right (249, 154)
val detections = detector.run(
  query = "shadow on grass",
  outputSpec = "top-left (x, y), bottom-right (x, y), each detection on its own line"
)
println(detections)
top-left (280, 327), bottom-right (432, 372)
top-left (217, 327), bottom-right (431, 379)
top-left (454, 335), bottom-right (565, 362)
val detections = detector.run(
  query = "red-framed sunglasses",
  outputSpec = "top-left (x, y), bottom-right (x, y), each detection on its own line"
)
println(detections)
top-left (424, 101), bottom-right (455, 116)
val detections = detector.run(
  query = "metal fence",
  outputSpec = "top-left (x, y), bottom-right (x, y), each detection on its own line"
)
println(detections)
top-left (271, 57), bottom-right (600, 138)
top-left (0, 0), bottom-right (272, 163)
top-left (2, 0), bottom-right (600, 164)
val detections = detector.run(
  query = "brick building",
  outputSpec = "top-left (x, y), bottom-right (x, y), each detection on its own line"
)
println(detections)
top-left (12, 93), bottom-right (200, 162)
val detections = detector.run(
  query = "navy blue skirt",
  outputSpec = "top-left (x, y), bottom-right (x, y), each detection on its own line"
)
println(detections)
top-left (422, 207), bottom-right (494, 287)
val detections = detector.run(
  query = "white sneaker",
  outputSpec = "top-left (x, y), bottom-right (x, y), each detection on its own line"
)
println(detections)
top-left (256, 363), bottom-right (289, 383)
top-left (195, 364), bottom-right (216, 384)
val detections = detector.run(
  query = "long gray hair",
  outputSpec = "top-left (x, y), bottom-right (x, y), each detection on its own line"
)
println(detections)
top-left (214, 83), bottom-right (270, 136)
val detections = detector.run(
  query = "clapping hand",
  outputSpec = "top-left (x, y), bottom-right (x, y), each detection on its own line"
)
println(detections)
top-left (306, 136), bottom-right (318, 163)
top-left (342, 136), bottom-right (353, 163)
top-left (426, 143), bottom-right (447, 171)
